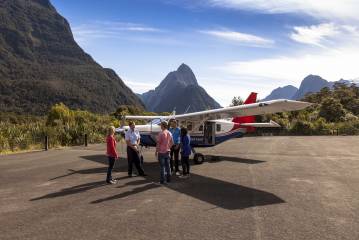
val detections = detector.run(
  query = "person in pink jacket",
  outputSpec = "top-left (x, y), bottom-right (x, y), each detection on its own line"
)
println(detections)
top-left (155, 121), bottom-right (174, 184)
top-left (106, 126), bottom-right (118, 184)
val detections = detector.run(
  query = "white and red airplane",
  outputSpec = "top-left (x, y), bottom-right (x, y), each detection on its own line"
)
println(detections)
top-left (118, 92), bottom-right (311, 164)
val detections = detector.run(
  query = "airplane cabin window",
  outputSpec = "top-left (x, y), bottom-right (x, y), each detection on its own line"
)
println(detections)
top-left (187, 122), bottom-right (193, 131)
top-left (216, 124), bottom-right (221, 132)
top-left (199, 125), bottom-right (203, 132)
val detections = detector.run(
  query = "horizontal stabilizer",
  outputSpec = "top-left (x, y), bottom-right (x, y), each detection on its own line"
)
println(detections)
top-left (240, 120), bottom-right (281, 128)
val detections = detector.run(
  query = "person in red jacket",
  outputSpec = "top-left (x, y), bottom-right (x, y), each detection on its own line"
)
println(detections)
top-left (106, 126), bottom-right (118, 184)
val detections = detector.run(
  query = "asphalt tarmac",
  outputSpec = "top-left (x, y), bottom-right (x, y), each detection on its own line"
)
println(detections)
top-left (1, 136), bottom-right (359, 240)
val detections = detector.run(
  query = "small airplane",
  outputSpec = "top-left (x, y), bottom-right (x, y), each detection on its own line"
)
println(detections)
top-left (117, 92), bottom-right (312, 164)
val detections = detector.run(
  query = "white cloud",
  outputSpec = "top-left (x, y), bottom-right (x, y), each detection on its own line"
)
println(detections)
top-left (123, 80), bottom-right (158, 94)
top-left (216, 46), bottom-right (359, 86)
top-left (289, 23), bottom-right (359, 48)
top-left (205, 0), bottom-right (359, 21)
top-left (200, 29), bottom-right (274, 47)
top-left (290, 23), bottom-right (339, 47)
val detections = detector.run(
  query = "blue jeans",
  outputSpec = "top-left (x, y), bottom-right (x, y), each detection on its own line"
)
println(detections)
top-left (158, 152), bottom-right (171, 183)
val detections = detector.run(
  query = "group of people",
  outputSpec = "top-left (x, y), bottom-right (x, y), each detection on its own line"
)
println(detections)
top-left (105, 119), bottom-right (191, 185)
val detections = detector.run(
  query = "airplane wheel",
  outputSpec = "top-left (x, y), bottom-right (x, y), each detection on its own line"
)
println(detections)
top-left (193, 153), bottom-right (204, 164)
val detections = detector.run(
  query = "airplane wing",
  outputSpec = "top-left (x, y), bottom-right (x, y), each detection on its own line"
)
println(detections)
top-left (125, 99), bottom-right (312, 122)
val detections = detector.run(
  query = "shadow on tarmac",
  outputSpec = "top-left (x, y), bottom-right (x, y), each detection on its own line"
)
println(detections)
top-left (31, 154), bottom-right (284, 210)
top-left (206, 155), bottom-right (266, 164)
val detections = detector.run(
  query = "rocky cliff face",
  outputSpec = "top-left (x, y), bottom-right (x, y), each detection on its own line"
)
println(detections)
top-left (140, 64), bottom-right (221, 113)
top-left (0, 0), bottom-right (144, 114)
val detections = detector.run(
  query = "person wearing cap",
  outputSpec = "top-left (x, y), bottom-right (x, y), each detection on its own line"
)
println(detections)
top-left (125, 121), bottom-right (146, 177)
top-left (155, 121), bottom-right (174, 184)
top-left (106, 126), bottom-right (118, 184)
top-left (169, 119), bottom-right (181, 175)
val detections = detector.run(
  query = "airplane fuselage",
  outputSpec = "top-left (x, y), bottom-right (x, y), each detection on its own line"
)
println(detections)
top-left (121, 119), bottom-right (247, 148)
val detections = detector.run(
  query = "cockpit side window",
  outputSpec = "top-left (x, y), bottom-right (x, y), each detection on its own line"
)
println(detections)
top-left (187, 122), bottom-right (193, 131)
top-left (199, 125), bottom-right (203, 132)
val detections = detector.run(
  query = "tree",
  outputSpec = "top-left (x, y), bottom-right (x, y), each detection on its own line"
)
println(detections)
top-left (290, 120), bottom-right (314, 135)
top-left (319, 97), bottom-right (345, 122)
top-left (230, 96), bottom-right (243, 106)
top-left (46, 103), bottom-right (72, 126)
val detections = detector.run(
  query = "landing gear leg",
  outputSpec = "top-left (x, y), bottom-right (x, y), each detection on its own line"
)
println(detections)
top-left (192, 148), bottom-right (204, 165)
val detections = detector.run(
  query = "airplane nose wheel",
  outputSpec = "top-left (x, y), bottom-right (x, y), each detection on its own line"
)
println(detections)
top-left (193, 153), bottom-right (204, 164)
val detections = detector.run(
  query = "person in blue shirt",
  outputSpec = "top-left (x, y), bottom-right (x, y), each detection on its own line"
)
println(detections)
top-left (169, 119), bottom-right (181, 175)
top-left (180, 127), bottom-right (191, 178)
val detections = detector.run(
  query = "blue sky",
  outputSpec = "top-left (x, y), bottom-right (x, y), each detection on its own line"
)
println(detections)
top-left (51, 0), bottom-right (359, 106)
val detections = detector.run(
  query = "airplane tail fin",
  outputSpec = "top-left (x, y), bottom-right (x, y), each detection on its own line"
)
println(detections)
top-left (243, 92), bottom-right (257, 104)
top-left (232, 92), bottom-right (257, 132)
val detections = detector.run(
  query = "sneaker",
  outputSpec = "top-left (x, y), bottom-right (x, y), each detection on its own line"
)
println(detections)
top-left (175, 171), bottom-right (181, 176)
top-left (106, 179), bottom-right (117, 184)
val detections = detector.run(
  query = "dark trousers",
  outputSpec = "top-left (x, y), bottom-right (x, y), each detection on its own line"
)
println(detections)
top-left (181, 155), bottom-right (190, 175)
top-left (170, 145), bottom-right (180, 172)
top-left (127, 146), bottom-right (145, 176)
top-left (106, 156), bottom-right (116, 181)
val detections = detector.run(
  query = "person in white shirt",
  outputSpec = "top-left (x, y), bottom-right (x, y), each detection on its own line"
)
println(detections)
top-left (125, 121), bottom-right (146, 177)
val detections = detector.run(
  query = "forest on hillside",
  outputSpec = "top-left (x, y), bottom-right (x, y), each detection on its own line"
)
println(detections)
top-left (258, 83), bottom-right (359, 135)
top-left (1, 83), bottom-right (358, 154)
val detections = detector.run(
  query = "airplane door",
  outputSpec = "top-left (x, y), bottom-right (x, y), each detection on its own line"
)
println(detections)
top-left (204, 122), bottom-right (216, 145)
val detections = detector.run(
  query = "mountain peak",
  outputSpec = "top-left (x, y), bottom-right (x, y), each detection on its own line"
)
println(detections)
top-left (292, 75), bottom-right (329, 100)
top-left (177, 63), bottom-right (191, 71)
top-left (140, 64), bottom-right (220, 113)
top-left (158, 64), bottom-right (198, 90)
top-left (302, 74), bottom-right (326, 82)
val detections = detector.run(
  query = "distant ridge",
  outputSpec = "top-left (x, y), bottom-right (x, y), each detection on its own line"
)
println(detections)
top-left (0, 0), bottom-right (144, 114)
top-left (263, 75), bottom-right (359, 101)
top-left (263, 85), bottom-right (298, 101)
top-left (140, 64), bottom-right (221, 113)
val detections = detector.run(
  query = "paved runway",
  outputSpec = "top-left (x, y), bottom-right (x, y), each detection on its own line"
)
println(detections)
top-left (1, 136), bottom-right (359, 240)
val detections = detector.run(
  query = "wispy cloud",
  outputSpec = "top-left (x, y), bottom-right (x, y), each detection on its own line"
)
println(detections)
top-left (290, 23), bottom-right (359, 47)
top-left (71, 21), bottom-right (167, 45)
top-left (204, 0), bottom-right (359, 21)
top-left (290, 23), bottom-right (339, 47)
top-left (200, 29), bottom-right (274, 47)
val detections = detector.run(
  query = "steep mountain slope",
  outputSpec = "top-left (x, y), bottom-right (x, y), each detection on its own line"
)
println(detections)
top-left (140, 64), bottom-right (221, 113)
top-left (0, 0), bottom-right (144, 114)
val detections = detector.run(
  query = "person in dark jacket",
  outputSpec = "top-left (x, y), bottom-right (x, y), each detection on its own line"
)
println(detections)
top-left (169, 119), bottom-right (181, 175)
top-left (180, 127), bottom-right (191, 178)
top-left (106, 126), bottom-right (118, 184)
